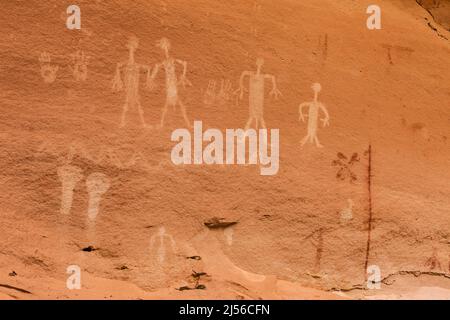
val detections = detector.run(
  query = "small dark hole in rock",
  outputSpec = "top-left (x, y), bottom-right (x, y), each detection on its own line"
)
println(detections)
top-left (116, 265), bottom-right (129, 270)
top-left (187, 256), bottom-right (201, 260)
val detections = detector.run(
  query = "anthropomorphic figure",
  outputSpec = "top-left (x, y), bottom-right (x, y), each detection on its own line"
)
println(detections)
top-left (57, 164), bottom-right (83, 216)
top-left (298, 83), bottom-right (330, 148)
top-left (235, 58), bottom-right (281, 130)
top-left (148, 38), bottom-right (192, 128)
top-left (112, 36), bottom-right (152, 128)
top-left (149, 226), bottom-right (177, 264)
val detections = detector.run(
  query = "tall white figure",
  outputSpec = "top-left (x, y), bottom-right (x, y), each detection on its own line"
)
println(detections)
top-left (298, 83), bottom-right (330, 148)
top-left (85, 173), bottom-right (110, 222)
top-left (235, 58), bottom-right (281, 130)
top-left (112, 36), bottom-right (152, 128)
top-left (149, 38), bottom-right (192, 128)
top-left (149, 226), bottom-right (177, 264)
top-left (57, 164), bottom-right (83, 215)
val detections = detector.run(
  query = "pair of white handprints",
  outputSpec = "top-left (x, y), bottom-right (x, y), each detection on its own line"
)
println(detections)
top-left (39, 50), bottom-right (89, 84)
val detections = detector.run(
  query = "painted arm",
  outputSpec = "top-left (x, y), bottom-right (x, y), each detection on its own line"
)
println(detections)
top-left (265, 74), bottom-right (282, 99)
top-left (146, 63), bottom-right (161, 91)
top-left (319, 103), bottom-right (330, 127)
top-left (139, 64), bottom-right (153, 90)
top-left (234, 71), bottom-right (251, 100)
top-left (298, 102), bottom-right (310, 122)
top-left (111, 62), bottom-right (124, 91)
top-left (176, 59), bottom-right (192, 87)
top-left (167, 235), bottom-right (177, 253)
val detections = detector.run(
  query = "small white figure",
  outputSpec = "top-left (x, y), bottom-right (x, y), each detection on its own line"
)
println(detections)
top-left (85, 173), bottom-right (110, 222)
top-left (57, 164), bottom-right (83, 215)
top-left (70, 50), bottom-right (89, 81)
top-left (235, 58), bottom-right (282, 130)
top-left (149, 226), bottom-right (177, 264)
top-left (340, 199), bottom-right (354, 223)
top-left (298, 83), bottom-right (330, 148)
top-left (39, 52), bottom-right (59, 84)
top-left (112, 36), bottom-right (152, 128)
top-left (149, 38), bottom-right (192, 128)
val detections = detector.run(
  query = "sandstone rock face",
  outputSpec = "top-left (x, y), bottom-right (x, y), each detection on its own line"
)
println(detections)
top-left (0, 0), bottom-right (449, 299)
top-left (417, 0), bottom-right (450, 30)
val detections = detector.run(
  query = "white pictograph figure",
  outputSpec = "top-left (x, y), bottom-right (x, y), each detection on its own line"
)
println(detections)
top-left (112, 36), bottom-right (152, 128)
top-left (149, 38), bottom-right (192, 128)
top-left (298, 83), bottom-right (330, 148)
top-left (85, 173), bottom-right (110, 222)
top-left (340, 199), bottom-right (354, 223)
top-left (150, 226), bottom-right (177, 264)
top-left (57, 164), bottom-right (83, 215)
top-left (235, 58), bottom-right (282, 130)
top-left (39, 52), bottom-right (59, 84)
top-left (70, 50), bottom-right (89, 81)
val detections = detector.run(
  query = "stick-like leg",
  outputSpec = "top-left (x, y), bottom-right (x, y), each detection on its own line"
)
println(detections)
top-left (160, 103), bottom-right (169, 128)
top-left (301, 134), bottom-right (310, 146)
top-left (137, 101), bottom-right (147, 128)
top-left (244, 117), bottom-right (253, 131)
top-left (314, 136), bottom-right (323, 148)
top-left (260, 117), bottom-right (267, 129)
top-left (178, 100), bottom-right (191, 128)
top-left (120, 103), bottom-right (129, 128)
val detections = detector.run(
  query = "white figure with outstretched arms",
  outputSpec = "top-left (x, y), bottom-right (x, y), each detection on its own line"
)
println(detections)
top-left (298, 83), bottom-right (330, 148)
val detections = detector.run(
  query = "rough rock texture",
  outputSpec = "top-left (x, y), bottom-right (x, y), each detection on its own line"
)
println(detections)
top-left (0, 0), bottom-right (449, 299)
top-left (417, 0), bottom-right (450, 30)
